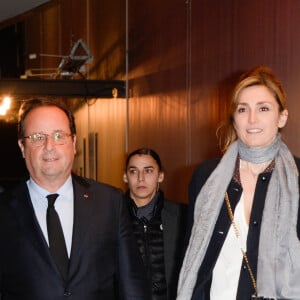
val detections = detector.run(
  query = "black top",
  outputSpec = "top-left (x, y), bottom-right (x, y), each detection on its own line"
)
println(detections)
top-left (125, 190), bottom-right (187, 300)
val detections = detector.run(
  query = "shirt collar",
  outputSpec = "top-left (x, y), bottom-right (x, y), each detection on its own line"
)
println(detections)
top-left (28, 175), bottom-right (73, 199)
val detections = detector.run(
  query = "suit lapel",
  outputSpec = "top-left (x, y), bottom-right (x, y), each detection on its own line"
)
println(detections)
top-left (68, 175), bottom-right (94, 277)
top-left (10, 182), bottom-right (54, 268)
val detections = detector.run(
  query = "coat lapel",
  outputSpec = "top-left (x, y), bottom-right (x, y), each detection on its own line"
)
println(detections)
top-left (68, 175), bottom-right (94, 278)
top-left (9, 182), bottom-right (54, 268)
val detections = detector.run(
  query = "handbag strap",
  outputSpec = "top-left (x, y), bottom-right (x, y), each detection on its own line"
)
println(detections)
top-left (224, 192), bottom-right (258, 296)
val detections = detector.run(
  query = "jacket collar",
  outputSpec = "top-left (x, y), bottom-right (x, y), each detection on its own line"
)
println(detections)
top-left (125, 190), bottom-right (164, 220)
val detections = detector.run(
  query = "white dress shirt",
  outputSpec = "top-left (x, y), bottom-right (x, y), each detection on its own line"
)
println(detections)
top-left (27, 176), bottom-right (74, 257)
top-left (210, 193), bottom-right (249, 300)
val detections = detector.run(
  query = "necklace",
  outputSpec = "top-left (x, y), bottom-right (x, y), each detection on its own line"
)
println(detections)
top-left (240, 160), bottom-right (271, 177)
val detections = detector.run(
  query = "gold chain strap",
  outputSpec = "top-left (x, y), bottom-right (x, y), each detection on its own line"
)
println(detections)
top-left (224, 192), bottom-right (258, 295)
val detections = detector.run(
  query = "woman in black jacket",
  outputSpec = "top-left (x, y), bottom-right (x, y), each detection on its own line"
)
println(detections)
top-left (177, 66), bottom-right (300, 300)
top-left (123, 148), bottom-right (186, 300)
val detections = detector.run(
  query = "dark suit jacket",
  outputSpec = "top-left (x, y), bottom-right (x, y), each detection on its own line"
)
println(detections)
top-left (0, 174), bottom-right (149, 300)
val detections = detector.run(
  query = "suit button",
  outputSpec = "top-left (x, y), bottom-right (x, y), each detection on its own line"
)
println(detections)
top-left (261, 176), bottom-right (267, 181)
top-left (64, 290), bottom-right (72, 297)
top-left (253, 220), bottom-right (258, 226)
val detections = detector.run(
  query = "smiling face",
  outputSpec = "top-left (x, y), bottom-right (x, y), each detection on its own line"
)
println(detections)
top-left (233, 85), bottom-right (288, 149)
top-left (18, 106), bottom-right (76, 191)
top-left (123, 154), bottom-right (164, 207)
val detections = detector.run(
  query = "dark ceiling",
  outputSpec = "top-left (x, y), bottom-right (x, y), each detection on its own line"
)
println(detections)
top-left (0, 0), bottom-right (50, 26)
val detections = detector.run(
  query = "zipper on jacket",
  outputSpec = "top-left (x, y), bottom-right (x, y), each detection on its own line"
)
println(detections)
top-left (142, 222), bottom-right (151, 276)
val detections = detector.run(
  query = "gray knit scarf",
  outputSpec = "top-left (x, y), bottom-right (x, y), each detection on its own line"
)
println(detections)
top-left (177, 134), bottom-right (300, 299)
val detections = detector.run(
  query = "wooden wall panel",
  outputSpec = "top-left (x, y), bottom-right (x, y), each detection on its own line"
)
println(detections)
top-left (72, 98), bottom-right (126, 189)
top-left (88, 0), bottom-right (126, 80)
top-left (14, 0), bottom-right (300, 203)
top-left (127, 0), bottom-right (300, 202)
top-left (72, 102), bottom-right (88, 177)
top-left (128, 0), bottom-right (188, 202)
top-left (40, 5), bottom-right (61, 69)
top-left (24, 13), bottom-right (43, 70)
top-left (85, 99), bottom-right (126, 188)
top-left (268, 1), bottom-right (300, 156)
top-left (128, 92), bottom-right (189, 202)
top-left (59, 0), bottom-right (88, 56)
top-left (227, 1), bottom-right (300, 155)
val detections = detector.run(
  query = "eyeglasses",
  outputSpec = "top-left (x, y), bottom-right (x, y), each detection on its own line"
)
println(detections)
top-left (23, 131), bottom-right (73, 147)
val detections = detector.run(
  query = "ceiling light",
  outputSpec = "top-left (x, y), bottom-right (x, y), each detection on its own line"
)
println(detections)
top-left (0, 96), bottom-right (11, 116)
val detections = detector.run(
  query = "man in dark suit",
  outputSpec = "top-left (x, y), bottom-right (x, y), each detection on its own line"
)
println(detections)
top-left (0, 98), bottom-right (149, 300)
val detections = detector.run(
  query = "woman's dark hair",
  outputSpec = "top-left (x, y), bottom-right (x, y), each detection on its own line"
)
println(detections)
top-left (125, 148), bottom-right (162, 171)
top-left (18, 98), bottom-right (76, 139)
